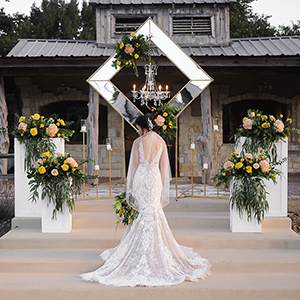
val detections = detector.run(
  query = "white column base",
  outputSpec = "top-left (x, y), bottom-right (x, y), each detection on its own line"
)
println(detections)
top-left (230, 203), bottom-right (262, 233)
top-left (41, 200), bottom-right (72, 233)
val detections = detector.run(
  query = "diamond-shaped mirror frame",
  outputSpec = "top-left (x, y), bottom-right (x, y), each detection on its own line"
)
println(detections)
top-left (87, 18), bottom-right (213, 128)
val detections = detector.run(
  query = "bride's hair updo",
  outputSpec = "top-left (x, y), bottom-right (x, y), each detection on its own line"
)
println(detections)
top-left (135, 115), bottom-right (154, 131)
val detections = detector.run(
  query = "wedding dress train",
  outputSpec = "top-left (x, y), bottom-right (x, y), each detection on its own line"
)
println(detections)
top-left (80, 132), bottom-right (211, 287)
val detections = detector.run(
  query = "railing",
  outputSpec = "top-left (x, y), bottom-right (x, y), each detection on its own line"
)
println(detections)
top-left (0, 153), bottom-right (14, 179)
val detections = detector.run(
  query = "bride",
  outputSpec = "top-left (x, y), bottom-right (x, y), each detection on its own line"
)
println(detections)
top-left (80, 115), bottom-right (211, 287)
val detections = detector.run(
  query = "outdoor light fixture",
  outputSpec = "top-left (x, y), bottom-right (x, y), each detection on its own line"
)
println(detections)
top-left (132, 63), bottom-right (170, 106)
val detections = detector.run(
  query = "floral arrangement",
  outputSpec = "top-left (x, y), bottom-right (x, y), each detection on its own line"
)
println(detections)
top-left (234, 109), bottom-right (293, 163)
top-left (12, 113), bottom-right (74, 170)
top-left (151, 103), bottom-right (182, 140)
top-left (113, 192), bottom-right (139, 228)
top-left (27, 152), bottom-right (85, 218)
top-left (112, 32), bottom-right (158, 77)
top-left (212, 151), bottom-right (280, 223)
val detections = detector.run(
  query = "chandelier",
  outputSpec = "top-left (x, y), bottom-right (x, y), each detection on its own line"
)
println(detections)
top-left (132, 63), bottom-right (170, 106)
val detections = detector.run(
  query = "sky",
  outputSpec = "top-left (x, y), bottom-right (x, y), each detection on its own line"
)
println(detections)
top-left (0, 0), bottom-right (299, 28)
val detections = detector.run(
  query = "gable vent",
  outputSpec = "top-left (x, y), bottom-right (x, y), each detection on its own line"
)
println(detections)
top-left (115, 18), bottom-right (147, 34)
top-left (172, 17), bottom-right (211, 35)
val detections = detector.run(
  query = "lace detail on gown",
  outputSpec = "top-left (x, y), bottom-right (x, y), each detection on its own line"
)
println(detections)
top-left (80, 140), bottom-right (211, 287)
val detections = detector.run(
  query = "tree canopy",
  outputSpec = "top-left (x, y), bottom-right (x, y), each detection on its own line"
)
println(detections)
top-left (0, 0), bottom-right (96, 56)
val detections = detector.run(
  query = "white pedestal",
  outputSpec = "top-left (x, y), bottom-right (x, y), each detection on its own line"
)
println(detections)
top-left (265, 140), bottom-right (288, 217)
top-left (235, 137), bottom-right (288, 218)
top-left (14, 138), bottom-right (65, 219)
top-left (230, 204), bottom-right (262, 233)
top-left (230, 181), bottom-right (262, 233)
top-left (42, 200), bottom-right (72, 233)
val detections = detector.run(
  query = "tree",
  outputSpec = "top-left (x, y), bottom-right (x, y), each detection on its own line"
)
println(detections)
top-left (277, 20), bottom-right (300, 36)
top-left (230, 0), bottom-right (276, 38)
top-left (79, 0), bottom-right (96, 40)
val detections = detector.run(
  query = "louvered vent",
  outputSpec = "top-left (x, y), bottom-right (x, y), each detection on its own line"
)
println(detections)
top-left (172, 17), bottom-right (211, 35)
top-left (115, 18), bottom-right (147, 34)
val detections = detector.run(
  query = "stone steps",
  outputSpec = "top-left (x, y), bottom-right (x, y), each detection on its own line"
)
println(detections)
top-left (0, 248), bottom-right (300, 274)
top-left (1, 196), bottom-right (300, 299)
top-left (0, 273), bottom-right (299, 300)
top-left (1, 227), bottom-right (299, 250)
top-left (72, 211), bottom-right (230, 229)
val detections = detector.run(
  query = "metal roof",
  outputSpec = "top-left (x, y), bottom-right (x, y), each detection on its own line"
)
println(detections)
top-left (7, 36), bottom-right (300, 58)
top-left (89, 0), bottom-right (236, 4)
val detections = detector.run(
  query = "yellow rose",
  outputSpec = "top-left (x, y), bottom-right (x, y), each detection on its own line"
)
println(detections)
top-left (273, 174), bottom-right (277, 178)
top-left (117, 61), bottom-right (121, 66)
top-left (134, 54), bottom-right (139, 59)
top-left (169, 125), bottom-right (173, 128)
top-left (222, 173), bottom-right (226, 176)
top-left (169, 121), bottom-right (172, 125)
top-left (243, 117), bottom-right (248, 122)
top-left (162, 125), bottom-right (167, 130)
top-left (257, 114), bottom-right (261, 117)
top-left (152, 108), bottom-right (156, 111)
top-left (163, 112), bottom-right (168, 117)
top-left (120, 42), bottom-right (124, 49)
top-left (130, 32), bottom-right (135, 37)
top-left (117, 218), bottom-right (121, 222)
top-left (43, 152), bottom-right (50, 157)
top-left (19, 116), bottom-right (25, 122)
top-left (135, 43), bottom-right (140, 47)
top-left (125, 62), bottom-right (129, 65)
top-left (57, 119), bottom-right (65, 126)
top-left (33, 114), bottom-right (40, 120)
top-left (38, 166), bottom-right (46, 174)
top-left (235, 162), bottom-right (243, 169)
top-left (240, 158), bottom-right (245, 162)
top-left (72, 168), bottom-right (76, 171)
top-left (264, 115), bottom-right (268, 119)
top-left (42, 158), bottom-right (46, 162)
top-left (40, 124), bottom-right (44, 128)
top-left (41, 116), bottom-right (45, 119)
top-left (280, 114), bottom-right (283, 118)
top-left (231, 152), bottom-right (238, 156)
top-left (30, 128), bottom-right (38, 136)
top-left (21, 133), bottom-right (24, 136)
top-left (56, 122), bottom-right (60, 126)
top-left (57, 133), bottom-right (61, 137)
top-left (61, 164), bottom-right (69, 171)
top-left (246, 166), bottom-right (252, 173)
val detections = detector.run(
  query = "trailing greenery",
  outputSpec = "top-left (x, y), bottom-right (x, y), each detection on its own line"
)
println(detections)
top-left (150, 103), bottom-right (182, 141)
top-left (27, 152), bottom-right (86, 219)
top-left (231, 176), bottom-right (268, 224)
top-left (12, 113), bottom-right (74, 171)
top-left (112, 32), bottom-right (158, 77)
top-left (212, 151), bottom-right (279, 223)
top-left (113, 192), bottom-right (139, 228)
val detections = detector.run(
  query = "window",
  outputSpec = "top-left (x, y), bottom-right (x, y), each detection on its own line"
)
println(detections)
top-left (115, 17), bottom-right (147, 34)
top-left (172, 17), bottom-right (211, 35)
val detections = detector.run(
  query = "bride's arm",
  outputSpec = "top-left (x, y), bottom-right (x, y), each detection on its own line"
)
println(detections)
top-left (160, 141), bottom-right (169, 183)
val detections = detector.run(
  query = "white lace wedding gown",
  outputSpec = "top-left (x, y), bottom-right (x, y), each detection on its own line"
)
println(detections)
top-left (80, 131), bottom-right (211, 287)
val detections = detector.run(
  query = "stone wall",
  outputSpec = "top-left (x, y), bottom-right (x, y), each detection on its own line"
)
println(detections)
top-left (178, 104), bottom-right (203, 177)
top-left (66, 103), bottom-right (125, 178)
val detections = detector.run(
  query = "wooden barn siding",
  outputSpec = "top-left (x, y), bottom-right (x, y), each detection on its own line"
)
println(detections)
top-left (96, 4), bottom-right (230, 46)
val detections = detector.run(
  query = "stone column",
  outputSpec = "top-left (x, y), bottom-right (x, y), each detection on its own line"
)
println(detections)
top-left (0, 76), bottom-right (9, 174)
top-left (87, 86), bottom-right (99, 182)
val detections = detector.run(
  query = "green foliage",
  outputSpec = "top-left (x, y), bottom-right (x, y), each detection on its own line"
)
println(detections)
top-left (0, 0), bottom-right (96, 56)
top-left (212, 152), bottom-right (279, 223)
top-left (27, 152), bottom-right (85, 219)
top-left (277, 20), bottom-right (300, 36)
top-left (234, 109), bottom-right (293, 163)
top-left (230, 0), bottom-right (276, 38)
top-left (150, 103), bottom-right (182, 141)
top-left (113, 192), bottom-right (139, 227)
top-left (112, 32), bottom-right (158, 77)
top-left (232, 177), bottom-right (269, 224)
